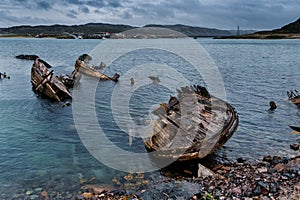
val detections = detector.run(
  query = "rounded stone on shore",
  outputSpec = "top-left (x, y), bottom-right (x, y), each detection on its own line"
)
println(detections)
top-left (83, 192), bottom-right (94, 199)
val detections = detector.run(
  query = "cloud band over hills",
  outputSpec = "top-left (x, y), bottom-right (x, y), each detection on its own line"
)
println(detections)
top-left (0, 0), bottom-right (299, 30)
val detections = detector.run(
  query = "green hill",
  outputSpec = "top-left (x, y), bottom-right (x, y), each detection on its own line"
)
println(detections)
top-left (0, 23), bottom-right (135, 36)
top-left (271, 17), bottom-right (300, 34)
top-left (143, 24), bottom-right (232, 37)
top-left (0, 23), bottom-right (235, 38)
top-left (218, 18), bottom-right (300, 39)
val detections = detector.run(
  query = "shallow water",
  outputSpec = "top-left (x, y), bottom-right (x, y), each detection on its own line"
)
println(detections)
top-left (0, 38), bottom-right (299, 197)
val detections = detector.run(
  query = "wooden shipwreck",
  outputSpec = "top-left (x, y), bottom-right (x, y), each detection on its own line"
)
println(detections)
top-left (287, 90), bottom-right (300, 106)
top-left (31, 58), bottom-right (72, 101)
top-left (144, 85), bottom-right (239, 161)
top-left (75, 59), bottom-right (119, 81)
top-left (289, 125), bottom-right (300, 132)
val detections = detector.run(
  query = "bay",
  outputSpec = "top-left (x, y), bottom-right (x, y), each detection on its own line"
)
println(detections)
top-left (0, 38), bottom-right (299, 197)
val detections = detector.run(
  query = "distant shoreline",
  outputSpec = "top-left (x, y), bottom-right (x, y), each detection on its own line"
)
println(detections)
top-left (216, 33), bottom-right (300, 39)
top-left (0, 34), bottom-right (101, 39)
top-left (0, 34), bottom-right (32, 38)
top-left (2, 33), bottom-right (300, 40)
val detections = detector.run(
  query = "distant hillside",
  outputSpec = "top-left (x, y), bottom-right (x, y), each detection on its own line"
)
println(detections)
top-left (262, 17), bottom-right (300, 34)
top-left (0, 22), bottom-right (256, 38)
top-left (0, 23), bottom-right (234, 38)
top-left (218, 18), bottom-right (300, 39)
top-left (0, 23), bottom-right (135, 36)
top-left (144, 24), bottom-right (232, 37)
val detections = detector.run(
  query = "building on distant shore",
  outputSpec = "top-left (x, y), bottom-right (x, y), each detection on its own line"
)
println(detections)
top-left (236, 25), bottom-right (240, 36)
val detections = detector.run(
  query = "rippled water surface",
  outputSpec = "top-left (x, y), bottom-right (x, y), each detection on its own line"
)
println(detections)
top-left (0, 38), bottom-right (299, 196)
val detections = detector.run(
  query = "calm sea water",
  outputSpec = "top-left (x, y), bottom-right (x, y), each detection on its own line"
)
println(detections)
top-left (0, 38), bottom-right (299, 197)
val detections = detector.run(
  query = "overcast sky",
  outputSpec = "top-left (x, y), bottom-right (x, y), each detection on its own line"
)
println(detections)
top-left (0, 0), bottom-right (299, 30)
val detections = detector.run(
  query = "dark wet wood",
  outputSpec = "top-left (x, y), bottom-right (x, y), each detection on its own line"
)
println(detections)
top-left (289, 125), bottom-right (300, 132)
top-left (31, 58), bottom-right (72, 101)
top-left (16, 54), bottom-right (39, 61)
top-left (75, 59), bottom-right (119, 81)
top-left (144, 85), bottom-right (239, 161)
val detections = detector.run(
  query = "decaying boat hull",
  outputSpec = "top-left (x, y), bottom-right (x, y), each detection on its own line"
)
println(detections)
top-left (287, 90), bottom-right (300, 106)
top-left (75, 59), bottom-right (119, 81)
top-left (144, 85), bottom-right (239, 161)
top-left (290, 125), bottom-right (300, 132)
top-left (31, 59), bottom-right (72, 101)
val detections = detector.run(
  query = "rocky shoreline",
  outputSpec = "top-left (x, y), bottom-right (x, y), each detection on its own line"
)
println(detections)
top-left (76, 154), bottom-right (300, 200)
top-left (6, 153), bottom-right (299, 200)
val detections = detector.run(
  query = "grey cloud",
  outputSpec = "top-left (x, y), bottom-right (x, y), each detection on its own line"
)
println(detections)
top-left (0, 10), bottom-right (54, 27)
top-left (130, 2), bottom-right (175, 19)
top-left (64, 0), bottom-right (84, 5)
top-left (69, 9), bottom-right (79, 15)
top-left (11, 0), bottom-right (52, 10)
top-left (94, 9), bottom-right (101, 14)
top-left (107, 0), bottom-right (123, 8)
top-left (0, 10), bottom-right (22, 24)
top-left (198, 1), bottom-right (296, 29)
top-left (1, 0), bottom-right (300, 29)
top-left (13, 0), bottom-right (28, 4)
top-left (141, 0), bottom-right (300, 29)
top-left (66, 9), bottom-right (79, 19)
top-left (122, 11), bottom-right (132, 19)
top-left (66, 13), bottom-right (78, 19)
top-left (79, 6), bottom-right (90, 14)
top-left (37, 1), bottom-right (51, 10)
top-left (86, 0), bottom-right (105, 7)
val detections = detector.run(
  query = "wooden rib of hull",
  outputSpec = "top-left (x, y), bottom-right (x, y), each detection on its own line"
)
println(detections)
top-left (31, 59), bottom-right (72, 101)
top-left (75, 59), bottom-right (113, 80)
top-left (144, 86), bottom-right (239, 161)
top-left (291, 96), bottom-right (300, 106)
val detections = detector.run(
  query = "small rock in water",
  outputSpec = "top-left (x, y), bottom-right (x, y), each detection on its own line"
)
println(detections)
top-left (269, 101), bottom-right (277, 111)
top-left (148, 76), bottom-right (160, 84)
top-left (62, 101), bottom-right (71, 107)
top-left (290, 143), bottom-right (299, 150)
top-left (26, 190), bottom-right (33, 195)
top-left (130, 77), bottom-right (135, 85)
top-left (237, 157), bottom-right (246, 163)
